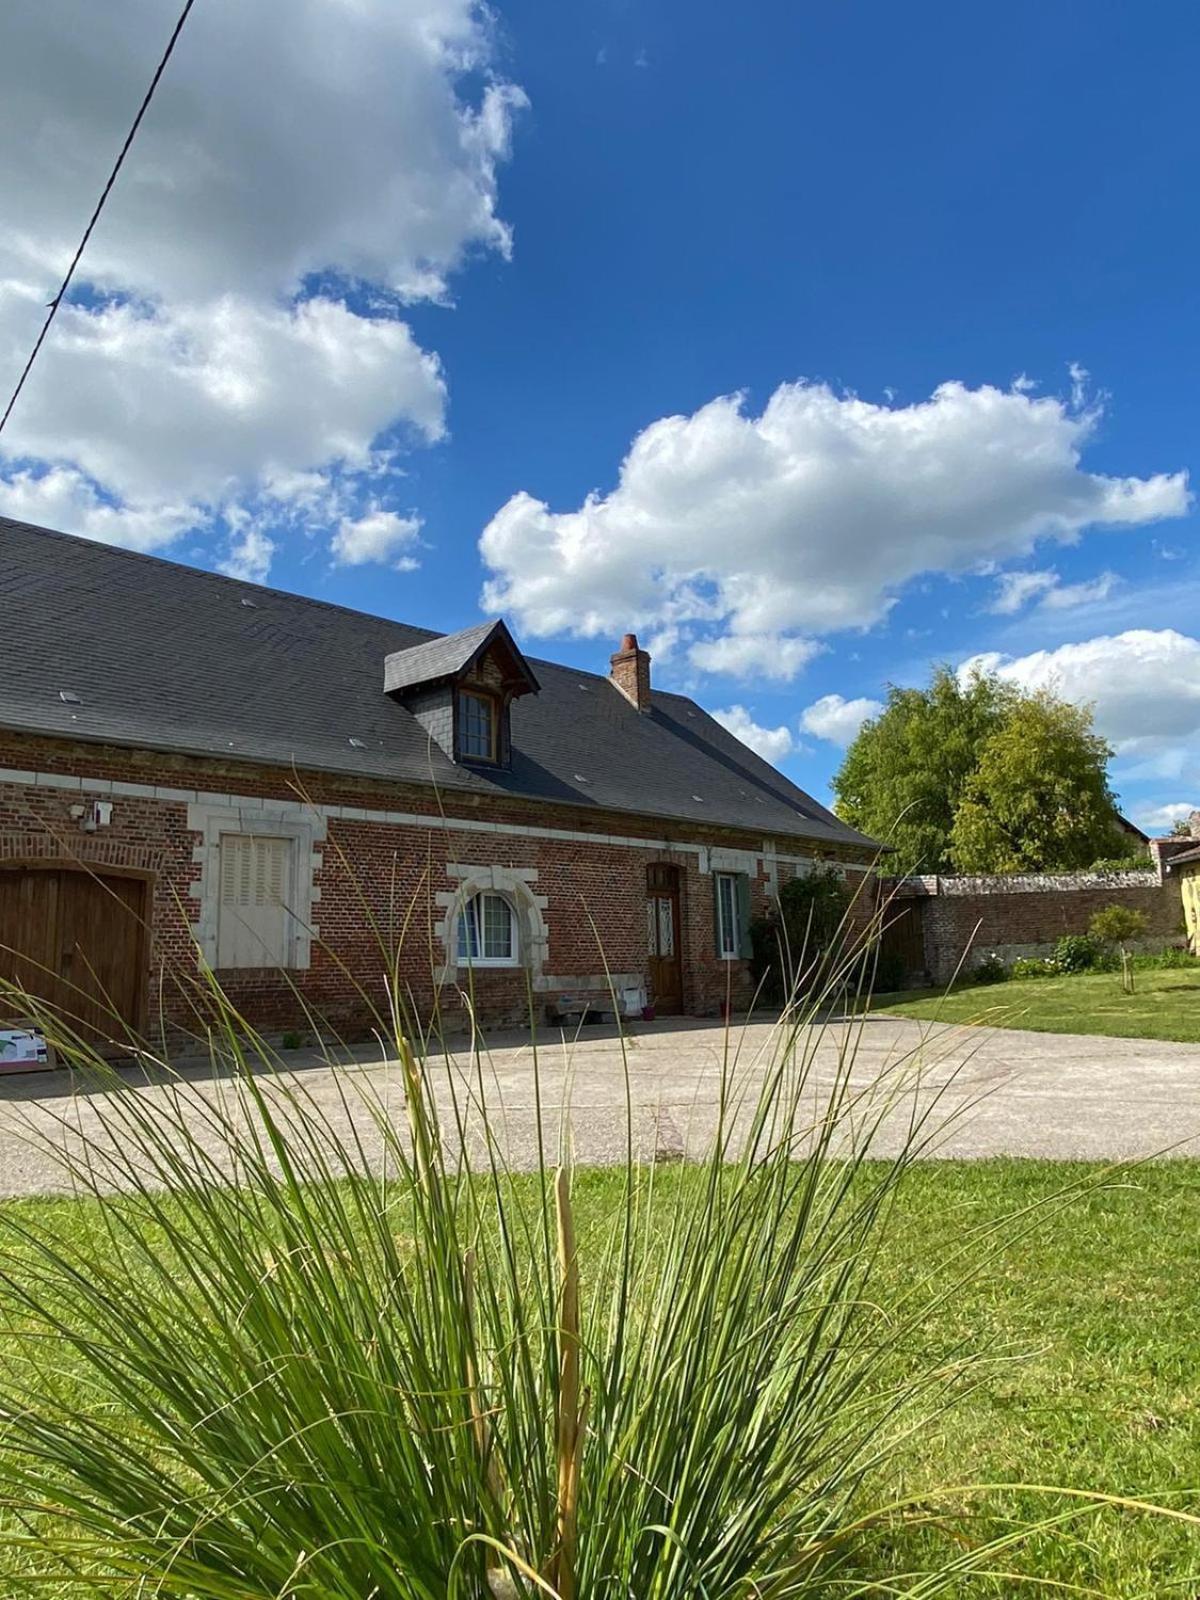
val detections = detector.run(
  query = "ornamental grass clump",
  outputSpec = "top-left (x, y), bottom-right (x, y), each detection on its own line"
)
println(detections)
top-left (0, 901), bottom-right (1184, 1596)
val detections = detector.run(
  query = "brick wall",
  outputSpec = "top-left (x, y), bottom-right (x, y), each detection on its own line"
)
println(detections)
top-left (892, 867), bottom-right (1186, 984)
top-left (0, 730), bottom-right (874, 1043)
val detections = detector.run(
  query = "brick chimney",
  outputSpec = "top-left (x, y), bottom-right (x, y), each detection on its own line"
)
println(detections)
top-left (609, 632), bottom-right (652, 712)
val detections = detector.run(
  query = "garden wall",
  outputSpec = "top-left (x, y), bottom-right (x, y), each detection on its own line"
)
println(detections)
top-left (889, 862), bottom-right (1186, 985)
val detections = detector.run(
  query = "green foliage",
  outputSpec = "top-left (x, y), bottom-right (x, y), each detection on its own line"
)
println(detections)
top-left (1089, 904), bottom-right (1150, 948)
top-left (949, 694), bottom-right (1120, 874)
top-left (749, 865), bottom-right (851, 999)
top-left (1138, 944), bottom-right (1198, 970)
top-left (280, 1028), bottom-right (303, 1049)
top-left (832, 666), bottom-right (1016, 874)
top-left (833, 667), bottom-right (1126, 877)
top-left (1053, 933), bottom-right (1104, 973)
top-left (1087, 855), bottom-right (1151, 874)
top-left (970, 951), bottom-right (1010, 985)
top-left (1011, 955), bottom-right (1061, 980)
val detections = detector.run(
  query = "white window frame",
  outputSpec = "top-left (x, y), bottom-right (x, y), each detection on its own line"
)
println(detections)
top-left (456, 890), bottom-right (519, 968)
top-left (715, 870), bottom-right (740, 960)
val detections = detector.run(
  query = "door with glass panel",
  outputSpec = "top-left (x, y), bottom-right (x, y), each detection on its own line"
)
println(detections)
top-left (646, 863), bottom-right (683, 1014)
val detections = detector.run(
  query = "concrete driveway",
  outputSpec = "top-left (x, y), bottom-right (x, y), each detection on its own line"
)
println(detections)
top-left (1, 1013), bottom-right (1199, 1196)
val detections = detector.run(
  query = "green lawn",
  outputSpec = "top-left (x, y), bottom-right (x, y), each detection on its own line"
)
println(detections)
top-left (869, 966), bottom-right (1200, 1043)
top-left (3, 1161), bottom-right (1200, 1594)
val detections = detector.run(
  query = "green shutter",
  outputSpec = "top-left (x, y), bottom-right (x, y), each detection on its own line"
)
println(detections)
top-left (735, 872), bottom-right (753, 959)
top-left (712, 873), bottom-right (724, 956)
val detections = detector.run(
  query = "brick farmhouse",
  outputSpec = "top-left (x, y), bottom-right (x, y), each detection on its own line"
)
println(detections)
top-left (0, 519), bottom-right (880, 1046)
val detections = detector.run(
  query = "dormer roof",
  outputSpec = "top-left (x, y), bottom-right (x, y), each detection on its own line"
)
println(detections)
top-left (383, 618), bottom-right (539, 698)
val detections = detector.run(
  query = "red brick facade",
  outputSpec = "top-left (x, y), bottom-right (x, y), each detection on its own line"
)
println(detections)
top-left (0, 730), bottom-right (873, 1043)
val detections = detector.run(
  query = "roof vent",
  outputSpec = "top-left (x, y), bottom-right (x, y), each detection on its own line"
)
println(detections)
top-left (348, 737), bottom-right (366, 749)
top-left (240, 597), bottom-right (258, 609)
top-left (59, 690), bottom-right (81, 704)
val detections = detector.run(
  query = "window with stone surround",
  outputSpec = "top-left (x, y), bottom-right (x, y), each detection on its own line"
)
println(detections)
top-left (456, 890), bottom-right (518, 966)
top-left (216, 833), bottom-right (295, 968)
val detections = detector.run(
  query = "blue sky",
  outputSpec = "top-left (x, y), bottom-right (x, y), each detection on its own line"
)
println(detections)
top-left (1, 0), bottom-right (1197, 828)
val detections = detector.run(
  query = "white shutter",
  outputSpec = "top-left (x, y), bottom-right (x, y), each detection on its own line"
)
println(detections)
top-left (217, 835), bottom-right (294, 968)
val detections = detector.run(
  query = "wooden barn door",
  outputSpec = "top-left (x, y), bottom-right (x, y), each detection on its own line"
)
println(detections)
top-left (646, 863), bottom-right (683, 1015)
top-left (0, 866), bottom-right (149, 1044)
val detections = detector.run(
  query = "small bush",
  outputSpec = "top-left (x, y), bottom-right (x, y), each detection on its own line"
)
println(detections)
top-left (1133, 945), bottom-right (1198, 971)
top-left (1090, 904), bottom-right (1150, 994)
top-left (1089, 904), bottom-right (1149, 947)
top-left (280, 1029), bottom-right (303, 1050)
top-left (1086, 856), bottom-right (1151, 874)
top-left (1053, 933), bottom-right (1102, 973)
top-left (1011, 956), bottom-right (1061, 980)
top-left (970, 951), bottom-right (1009, 985)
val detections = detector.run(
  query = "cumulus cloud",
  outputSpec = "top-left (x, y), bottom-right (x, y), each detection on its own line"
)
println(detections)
top-left (960, 629), bottom-right (1200, 762)
top-left (988, 567), bottom-right (1119, 614)
top-left (710, 705), bottom-right (795, 762)
top-left (689, 633), bottom-right (822, 681)
top-left (331, 509), bottom-right (423, 569)
top-left (0, 0), bottom-right (524, 573)
top-left (479, 379), bottom-right (1188, 674)
top-left (799, 693), bottom-right (884, 746)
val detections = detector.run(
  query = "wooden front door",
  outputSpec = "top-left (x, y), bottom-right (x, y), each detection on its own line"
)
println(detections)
top-left (0, 867), bottom-right (149, 1044)
top-left (646, 863), bottom-right (683, 1015)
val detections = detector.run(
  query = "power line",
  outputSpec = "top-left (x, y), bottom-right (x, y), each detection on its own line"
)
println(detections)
top-left (0, 0), bottom-right (198, 439)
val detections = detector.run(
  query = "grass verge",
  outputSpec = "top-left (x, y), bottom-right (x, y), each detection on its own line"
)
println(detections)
top-left (2, 1160), bottom-right (1199, 1595)
top-left (868, 967), bottom-right (1200, 1043)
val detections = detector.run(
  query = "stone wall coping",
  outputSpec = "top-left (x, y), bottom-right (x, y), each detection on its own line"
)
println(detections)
top-left (886, 868), bottom-right (1161, 896)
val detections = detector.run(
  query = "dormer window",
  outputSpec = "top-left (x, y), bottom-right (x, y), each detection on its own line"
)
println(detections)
top-left (384, 618), bottom-right (540, 770)
top-left (458, 689), bottom-right (498, 763)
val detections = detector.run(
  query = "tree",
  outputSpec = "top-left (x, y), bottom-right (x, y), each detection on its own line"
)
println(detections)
top-left (832, 668), bottom-right (1017, 874)
top-left (948, 693), bottom-right (1120, 873)
top-left (1089, 903), bottom-right (1149, 994)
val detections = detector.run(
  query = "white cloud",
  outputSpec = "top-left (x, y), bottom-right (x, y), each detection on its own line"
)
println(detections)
top-left (331, 509), bottom-right (423, 569)
top-left (479, 379), bottom-right (1188, 670)
top-left (989, 569), bottom-right (1059, 613)
top-left (960, 629), bottom-right (1200, 762)
top-left (799, 693), bottom-right (883, 746)
top-left (710, 705), bottom-right (794, 763)
top-left (0, 0), bottom-right (524, 573)
top-left (988, 566), bottom-right (1119, 614)
top-left (689, 633), bottom-right (822, 682)
top-left (218, 525), bottom-right (276, 585)
top-left (3, 295), bottom-right (445, 507)
top-left (0, 463), bottom-right (197, 551)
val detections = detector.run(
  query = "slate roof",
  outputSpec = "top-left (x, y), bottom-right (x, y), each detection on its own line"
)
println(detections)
top-left (1166, 844), bottom-right (1200, 869)
top-left (0, 517), bottom-right (879, 853)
